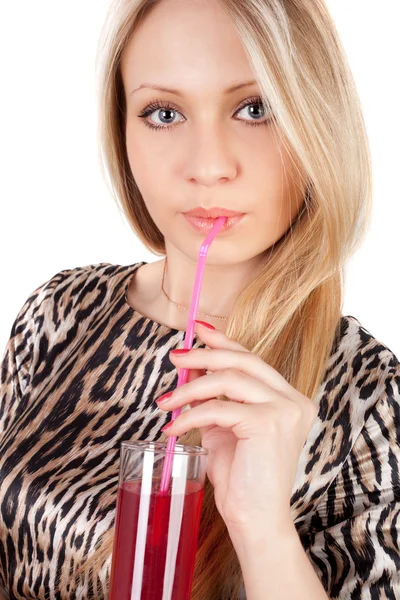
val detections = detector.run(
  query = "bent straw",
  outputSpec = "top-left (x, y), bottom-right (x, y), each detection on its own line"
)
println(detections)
top-left (159, 216), bottom-right (227, 494)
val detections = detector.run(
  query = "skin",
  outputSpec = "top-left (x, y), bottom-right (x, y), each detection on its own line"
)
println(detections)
top-left (119, 2), bottom-right (328, 598)
top-left (120, 0), bottom-right (306, 334)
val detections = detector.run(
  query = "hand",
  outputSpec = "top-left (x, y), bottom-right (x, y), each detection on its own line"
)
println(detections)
top-left (156, 322), bottom-right (318, 537)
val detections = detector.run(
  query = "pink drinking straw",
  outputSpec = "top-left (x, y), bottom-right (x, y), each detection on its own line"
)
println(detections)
top-left (159, 216), bottom-right (227, 494)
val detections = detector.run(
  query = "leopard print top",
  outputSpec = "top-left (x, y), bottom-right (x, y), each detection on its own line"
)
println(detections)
top-left (1, 262), bottom-right (399, 599)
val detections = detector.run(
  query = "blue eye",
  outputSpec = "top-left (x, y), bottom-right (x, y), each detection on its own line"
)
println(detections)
top-left (235, 98), bottom-right (269, 126)
top-left (137, 96), bottom-right (273, 131)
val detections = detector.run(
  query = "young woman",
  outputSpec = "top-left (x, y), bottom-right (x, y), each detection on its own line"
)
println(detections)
top-left (1, 0), bottom-right (399, 599)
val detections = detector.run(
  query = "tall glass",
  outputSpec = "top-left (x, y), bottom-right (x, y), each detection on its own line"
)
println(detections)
top-left (109, 440), bottom-right (208, 600)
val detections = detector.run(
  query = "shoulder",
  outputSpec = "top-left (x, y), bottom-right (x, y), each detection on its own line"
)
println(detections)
top-left (334, 314), bottom-right (399, 377)
top-left (6, 262), bottom-right (138, 390)
top-left (323, 313), bottom-right (399, 430)
top-left (337, 314), bottom-right (398, 356)
top-left (14, 262), bottom-right (136, 327)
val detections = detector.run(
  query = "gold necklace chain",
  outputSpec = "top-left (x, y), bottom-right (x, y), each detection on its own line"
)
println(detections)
top-left (160, 258), bottom-right (229, 321)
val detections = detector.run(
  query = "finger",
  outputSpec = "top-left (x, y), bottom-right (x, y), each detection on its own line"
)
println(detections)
top-left (178, 366), bottom-right (208, 410)
top-left (162, 398), bottom-right (258, 440)
top-left (157, 369), bottom-right (283, 412)
top-left (169, 366), bottom-right (216, 437)
top-left (194, 321), bottom-right (251, 353)
top-left (170, 347), bottom-right (295, 397)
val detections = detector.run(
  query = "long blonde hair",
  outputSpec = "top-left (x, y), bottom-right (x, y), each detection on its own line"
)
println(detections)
top-left (68, 0), bottom-right (373, 597)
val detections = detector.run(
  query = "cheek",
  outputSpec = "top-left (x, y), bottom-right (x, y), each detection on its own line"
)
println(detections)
top-left (125, 128), bottom-right (183, 240)
top-left (249, 135), bottom-right (305, 234)
top-left (248, 130), bottom-right (285, 187)
top-left (125, 124), bottom-right (172, 210)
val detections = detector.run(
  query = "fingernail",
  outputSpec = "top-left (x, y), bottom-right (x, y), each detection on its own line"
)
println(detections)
top-left (194, 320), bottom-right (216, 330)
top-left (170, 349), bottom-right (191, 355)
top-left (161, 422), bottom-right (174, 432)
top-left (156, 391), bottom-right (173, 404)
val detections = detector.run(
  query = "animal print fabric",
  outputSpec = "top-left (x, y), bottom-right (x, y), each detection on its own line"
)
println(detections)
top-left (0, 262), bottom-right (399, 599)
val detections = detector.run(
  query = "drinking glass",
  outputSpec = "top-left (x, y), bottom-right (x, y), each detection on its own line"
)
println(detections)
top-left (109, 440), bottom-right (208, 600)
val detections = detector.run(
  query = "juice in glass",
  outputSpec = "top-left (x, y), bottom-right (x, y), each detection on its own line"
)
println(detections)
top-left (109, 441), bottom-right (208, 600)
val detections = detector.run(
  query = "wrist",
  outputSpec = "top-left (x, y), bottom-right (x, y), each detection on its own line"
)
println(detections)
top-left (227, 517), bottom-right (299, 559)
top-left (227, 522), bottom-right (328, 600)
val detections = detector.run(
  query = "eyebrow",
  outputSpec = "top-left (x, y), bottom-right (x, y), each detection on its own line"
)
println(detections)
top-left (130, 80), bottom-right (257, 97)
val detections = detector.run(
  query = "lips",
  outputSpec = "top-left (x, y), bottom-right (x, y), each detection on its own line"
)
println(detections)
top-left (183, 207), bottom-right (244, 219)
top-left (183, 212), bottom-right (246, 233)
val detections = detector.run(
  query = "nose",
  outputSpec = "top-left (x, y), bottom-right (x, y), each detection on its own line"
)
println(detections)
top-left (184, 122), bottom-right (238, 187)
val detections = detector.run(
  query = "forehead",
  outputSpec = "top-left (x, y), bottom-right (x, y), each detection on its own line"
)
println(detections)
top-left (120, 0), bottom-right (256, 98)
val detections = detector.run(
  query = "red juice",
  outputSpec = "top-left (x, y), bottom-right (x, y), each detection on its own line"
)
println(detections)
top-left (109, 478), bottom-right (204, 600)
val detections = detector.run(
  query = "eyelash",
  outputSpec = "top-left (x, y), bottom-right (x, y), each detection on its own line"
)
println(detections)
top-left (137, 95), bottom-right (273, 131)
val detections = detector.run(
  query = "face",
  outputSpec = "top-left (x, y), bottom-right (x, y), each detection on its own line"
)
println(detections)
top-left (120, 0), bottom-right (306, 265)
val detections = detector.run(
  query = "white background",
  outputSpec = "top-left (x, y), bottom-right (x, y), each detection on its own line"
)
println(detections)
top-left (0, 1), bottom-right (399, 356)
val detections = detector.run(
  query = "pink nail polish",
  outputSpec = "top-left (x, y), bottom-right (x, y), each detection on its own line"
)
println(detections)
top-left (156, 391), bottom-right (173, 403)
top-left (170, 349), bottom-right (191, 355)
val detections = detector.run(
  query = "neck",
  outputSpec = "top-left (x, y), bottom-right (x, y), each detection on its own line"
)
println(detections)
top-left (160, 242), bottom-right (264, 327)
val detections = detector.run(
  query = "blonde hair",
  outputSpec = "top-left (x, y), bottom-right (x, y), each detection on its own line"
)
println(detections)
top-left (67, 0), bottom-right (373, 597)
